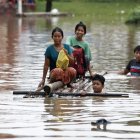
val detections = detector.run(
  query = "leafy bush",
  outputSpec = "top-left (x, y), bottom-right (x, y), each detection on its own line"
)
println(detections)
top-left (126, 6), bottom-right (140, 24)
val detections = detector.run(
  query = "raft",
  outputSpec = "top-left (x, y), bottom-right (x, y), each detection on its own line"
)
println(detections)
top-left (13, 74), bottom-right (129, 98)
top-left (13, 91), bottom-right (129, 98)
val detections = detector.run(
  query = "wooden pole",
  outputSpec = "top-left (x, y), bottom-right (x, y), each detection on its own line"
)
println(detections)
top-left (17, 0), bottom-right (22, 16)
top-left (13, 91), bottom-right (129, 97)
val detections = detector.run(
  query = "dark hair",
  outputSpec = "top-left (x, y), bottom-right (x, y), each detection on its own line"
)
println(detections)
top-left (52, 27), bottom-right (64, 38)
top-left (91, 74), bottom-right (105, 86)
top-left (134, 45), bottom-right (140, 53)
top-left (75, 21), bottom-right (86, 34)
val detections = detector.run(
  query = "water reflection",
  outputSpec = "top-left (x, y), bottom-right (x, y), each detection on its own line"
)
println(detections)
top-left (44, 97), bottom-right (85, 120)
top-left (0, 15), bottom-right (140, 139)
top-left (0, 15), bottom-right (19, 90)
top-left (128, 78), bottom-right (140, 92)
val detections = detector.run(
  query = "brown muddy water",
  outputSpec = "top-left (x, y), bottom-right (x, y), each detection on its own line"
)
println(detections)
top-left (0, 15), bottom-right (140, 140)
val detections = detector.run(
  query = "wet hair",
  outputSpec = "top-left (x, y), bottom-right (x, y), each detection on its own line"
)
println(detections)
top-left (91, 74), bottom-right (105, 86)
top-left (134, 45), bottom-right (140, 53)
top-left (52, 27), bottom-right (64, 38)
top-left (75, 21), bottom-right (86, 34)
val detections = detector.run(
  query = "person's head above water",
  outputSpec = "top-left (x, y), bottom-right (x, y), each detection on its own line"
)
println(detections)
top-left (134, 45), bottom-right (140, 53)
top-left (91, 74), bottom-right (105, 86)
top-left (134, 45), bottom-right (140, 62)
top-left (91, 74), bottom-right (105, 93)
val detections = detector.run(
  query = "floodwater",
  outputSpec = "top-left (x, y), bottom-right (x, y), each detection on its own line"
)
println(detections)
top-left (0, 15), bottom-right (140, 140)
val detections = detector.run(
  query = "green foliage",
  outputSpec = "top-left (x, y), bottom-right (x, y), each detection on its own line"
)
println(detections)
top-left (50, 0), bottom-right (140, 2)
top-left (35, 0), bottom-right (140, 24)
top-left (126, 6), bottom-right (140, 24)
top-left (35, 0), bottom-right (45, 11)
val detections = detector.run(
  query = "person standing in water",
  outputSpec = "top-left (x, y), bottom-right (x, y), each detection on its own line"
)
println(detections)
top-left (118, 45), bottom-right (140, 76)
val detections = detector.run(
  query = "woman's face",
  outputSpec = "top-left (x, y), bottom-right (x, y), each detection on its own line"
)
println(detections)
top-left (92, 80), bottom-right (104, 93)
top-left (52, 31), bottom-right (63, 45)
top-left (75, 26), bottom-right (85, 39)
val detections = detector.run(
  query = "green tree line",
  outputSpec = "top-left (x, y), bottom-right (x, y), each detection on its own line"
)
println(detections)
top-left (66, 0), bottom-right (139, 2)
top-left (36, 0), bottom-right (140, 2)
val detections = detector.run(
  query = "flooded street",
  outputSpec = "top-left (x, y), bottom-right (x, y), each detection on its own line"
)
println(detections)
top-left (0, 15), bottom-right (140, 139)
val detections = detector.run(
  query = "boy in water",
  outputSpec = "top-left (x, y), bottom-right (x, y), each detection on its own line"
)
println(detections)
top-left (91, 74), bottom-right (105, 93)
top-left (118, 45), bottom-right (140, 76)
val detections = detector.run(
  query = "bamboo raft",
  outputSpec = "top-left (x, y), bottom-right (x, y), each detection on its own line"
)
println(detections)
top-left (13, 78), bottom-right (129, 98)
top-left (13, 91), bottom-right (129, 98)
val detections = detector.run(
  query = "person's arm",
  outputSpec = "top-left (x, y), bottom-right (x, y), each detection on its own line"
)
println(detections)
top-left (84, 43), bottom-right (92, 61)
top-left (88, 63), bottom-right (95, 77)
top-left (38, 57), bottom-right (49, 88)
top-left (118, 60), bottom-right (131, 75)
top-left (63, 44), bottom-right (74, 65)
top-left (118, 69), bottom-right (129, 75)
top-left (84, 43), bottom-right (95, 76)
top-left (63, 48), bottom-right (73, 59)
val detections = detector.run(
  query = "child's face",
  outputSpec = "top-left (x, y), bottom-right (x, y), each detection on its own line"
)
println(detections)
top-left (75, 26), bottom-right (85, 39)
top-left (92, 80), bottom-right (104, 93)
top-left (134, 51), bottom-right (140, 62)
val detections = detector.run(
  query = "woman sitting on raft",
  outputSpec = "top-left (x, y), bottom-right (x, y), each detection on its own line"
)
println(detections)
top-left (38, 27), bottom-right (77, 90)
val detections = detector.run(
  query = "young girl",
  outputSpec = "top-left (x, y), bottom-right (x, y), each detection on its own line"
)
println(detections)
top-left (66, 21), bottom-right (93, 77)
top-left (38, 27), bottom-right (77, 90)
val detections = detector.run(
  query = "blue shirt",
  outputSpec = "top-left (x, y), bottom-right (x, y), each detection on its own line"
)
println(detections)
top-left (45, 44), bottom-right (73, 71)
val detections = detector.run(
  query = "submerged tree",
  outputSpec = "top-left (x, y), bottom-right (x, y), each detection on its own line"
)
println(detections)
top-left (46, 0), bottom-right (52, 12)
